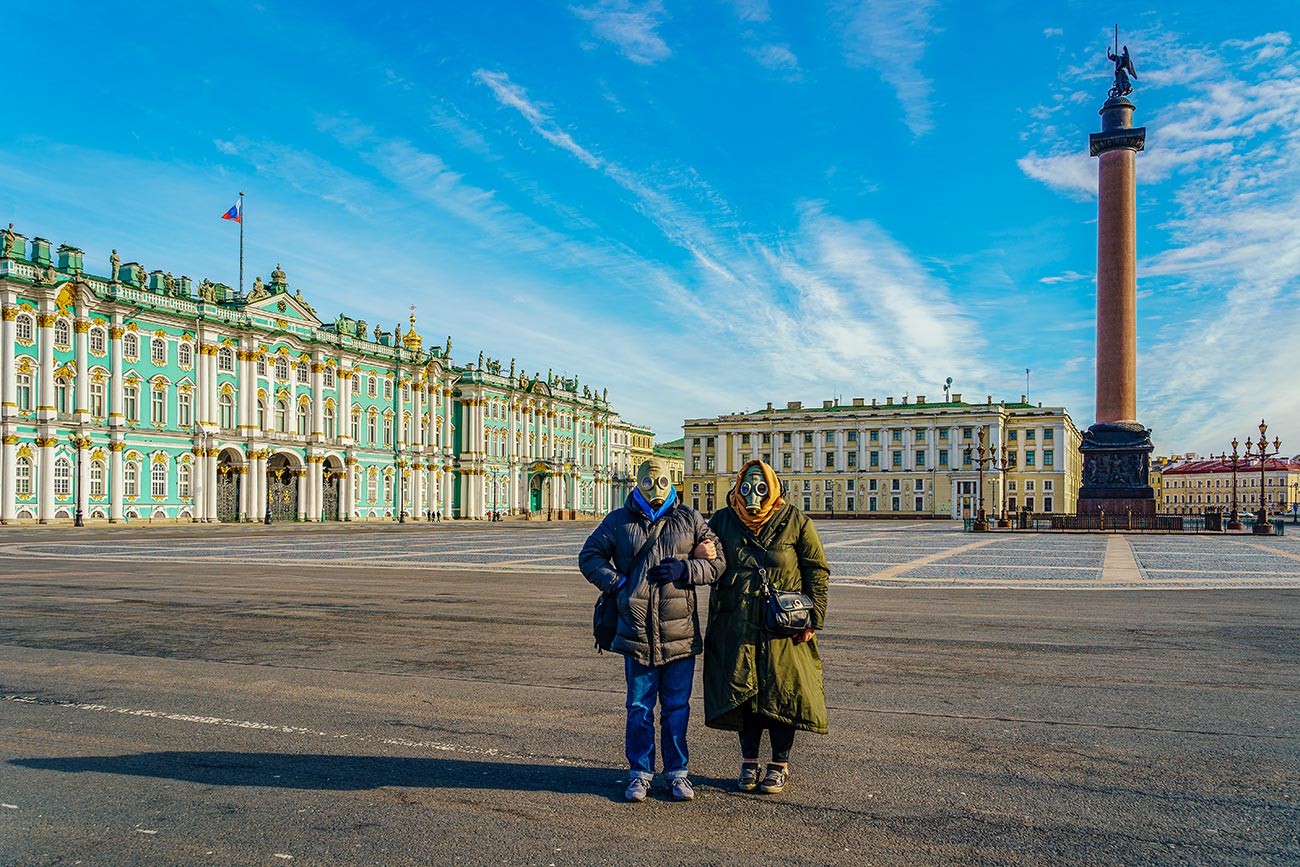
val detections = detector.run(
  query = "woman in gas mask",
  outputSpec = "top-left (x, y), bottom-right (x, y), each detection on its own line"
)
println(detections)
top-left (703, 459), bottom-right (829, 794)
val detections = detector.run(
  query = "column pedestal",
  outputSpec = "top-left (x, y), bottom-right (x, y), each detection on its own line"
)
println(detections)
top-left (1077, 422), bottom-right (1155, 516)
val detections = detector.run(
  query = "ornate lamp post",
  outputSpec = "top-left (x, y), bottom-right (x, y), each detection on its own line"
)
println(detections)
top-left (486, 466), bottom-right (507, 521)
top-left (1245, 419), bottom-right (1281, 535)
top-left (963, 427), bottom-right (998, 532)
top-left (996, 444), bottom-right (1012, 528)
top-left (397, 458), bottom-right (408, 523)
top-left (67, 431), bottom-right (92, 527)
top-left (1218, 440), bottom-right (1247, 531)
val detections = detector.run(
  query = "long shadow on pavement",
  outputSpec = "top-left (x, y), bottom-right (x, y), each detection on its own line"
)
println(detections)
top-left (10, 752), bottom-right (686, 801)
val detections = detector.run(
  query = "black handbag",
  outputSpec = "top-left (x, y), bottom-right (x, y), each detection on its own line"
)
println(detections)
top-left (593, 522), bottom-right (664, 653)
top-left (761, 567), bottom-right (815, 638)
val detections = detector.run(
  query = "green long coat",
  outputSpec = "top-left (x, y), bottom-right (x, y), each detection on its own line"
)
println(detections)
top-left (703, 503), bottom-right (830, 734)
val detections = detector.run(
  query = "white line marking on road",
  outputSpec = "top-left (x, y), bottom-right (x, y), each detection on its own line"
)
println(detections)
top-left (134, 829), bottom-right (157, 835)
top-left (0, 803), bottom-right (17, 809)
top-left (866, 536), bottom-right (1003, 581)
top-left (1100, 536), bottom-right (1143, 583)
top-left (0, 694), bottom-right (599, 767)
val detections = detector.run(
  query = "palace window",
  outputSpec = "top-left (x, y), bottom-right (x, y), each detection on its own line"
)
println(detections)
top-left (1025, 430), bottom-right (1036, 441)
top-left (324, 405), bottom-right (337, 439)
top-left (939, 448), bottom-right (949, 466)
top-left (1043, 449), bottom-right (1054, 467)
top-left (151, 337), bottom-right (167, 365)
top-left (869, 496), bottom-right (877, 512)
top-left (256, 398), bottom-right (265, 430)
top-left (178, 343), bottom-right (193, 368)
top-left (1044, 428), bottom-right (1054, 441)
top-left (1044, 480), bottom-right (1054, 492)
top-left (915, 496), bottom-right (924, 511)
top-left (1008, 430), bottom-right (1018, 441)
top-left (178, 463), bottom-right (191, 498)
top-left (89, 327), bottom-right (106, 355)
top-left (151, 462), bottom-right (167, 498)
top-left (16, 373), bottom-right (33, 412)
top-left (782, 454), bottom-right (792, 470)
top-left (297, 401), bottom-right (310, 435)
top-left (962, 427), bottom-right (973, 440)
top-left (915, 449), bottom-right (925, 468)
top-left (16, 314), bottom-right (34, 344)
top-left (54, 319), bottom-right (71, 348)
top-left (124, 461), bottom-right (139, 498)
top-left (892, 429), bottom-right (902, 443)
top-left (54, 457), bottom-right (72, 497)
top-left (783, 432), bottom-right (792, 444)
top-left (275, 357), bottom-right (289, 380)
top-left (803, 432), bottom-right (813, 444)
top-left (90, 461), bottom-right (105, 498)
top-left (403, 414), bottom-right (411, 444)
top-left (825, 431), bottom-right (835, 444)
top-left (367, 375), bottom-right (377, 398)
top-left (891, 479), bottom-right (901, 492)
top-left (868, 479), bottom-right (878, 491)
top-left (870, 451), bottom-right (879, 468)
top-left (868, 430), bottom-right (879, 443)
top-left (383, 417), bottom-right (393, 447)
top-left (915, 429), bottom-right (926, 443)
top-left (368, 413), bottom-right (377, 445)
top-left (351, 411), bottom-right (360, 441)
top-left (803, 454), bottom-right (812, 469)
top-left (275, 400), bottom-right (288, 433)
top-left (152, 386), bottom-right (167, 426)
top-left (219, 393), bottom-right (235, 430)
top-left (16, 457), bottom-right (32, 496)
top-left (1025, 450), bottom-right (1036, 467)
top-left (123, 332), bottom-right (139, 361)
top-left (296, 362), bottom-right (308, 384)
top-left (825, 453), bottom-right (835, 470)
top-left (324, 366), bottom-right (335, 389)
top-left (218, 347), bottom-right (235, 372)
top-left (351, 373), bottom-right (360, 395)
top-left (892, 450), bottom-right (902, 468)
top-left (54, 377), bottom-right (69, 414)
top-left (179, 392), bottom-right (192, 428)
top-left (256, 356), bottom-right (267, 376)
top-left (90, 381), bottom-right (105, 418)
top-left (384, 380), bottom-right (393, 400)
top-left (367, 471), bottom-right (378, 504)
top-left (915, 478), bottom-right (925, 492)
top-left (939, 428), bottom-right (949, 440)
top-left (402, 384), bottom-right (411, 402)
top-left (124, 384), bottom-right (140, 423)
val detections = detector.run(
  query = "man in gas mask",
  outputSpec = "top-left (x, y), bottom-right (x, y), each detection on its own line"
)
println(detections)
top-left (580, 457), bottom-right (725, 802)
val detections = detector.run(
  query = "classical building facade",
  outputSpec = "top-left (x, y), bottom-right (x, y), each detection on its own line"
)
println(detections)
top-left (1155, 455), bottom-right (1300, 516)
top-left (0, 228), bottom-right (647, 523)
top-left (683, 393), bottom-right (1082, 518)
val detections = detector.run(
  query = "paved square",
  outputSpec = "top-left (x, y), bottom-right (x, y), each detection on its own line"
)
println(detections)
top-left (1, 522), bottom-right (1297, 865)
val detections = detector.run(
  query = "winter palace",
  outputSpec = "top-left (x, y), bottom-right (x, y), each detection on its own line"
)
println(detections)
top-left (0, 226), bottom-right (653, 524)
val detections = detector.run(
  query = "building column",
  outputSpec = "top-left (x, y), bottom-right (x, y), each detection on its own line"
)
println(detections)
top-left (295, 468), bottom-right (307, 521)
top-left (1, 435), bottom-right (16, 523)
top-left (237, 464), bottom-right (249, 521)
top-left (238, 342), bottom-right (255, 434)
top-left (109, 321), bottom-right (124, 427)
top-left (107, 439), bottom-right (124, 522)
top-left (208, 447), bottom-right (220, 523)
top-left (37, 311), bottom-right (56, 422)
top-left (75, 441), bottom-right (89, 521)
top-left (73, 319), bottom-right (90, 418)
top-left (311, 360), bottom-right (324, 438)
top-left (1, 304), bottom-right (16, 418)
top-left (36, 436), bottom-right (55, 522)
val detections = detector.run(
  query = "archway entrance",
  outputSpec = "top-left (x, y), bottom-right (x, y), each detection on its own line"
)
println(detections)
top-left (216, 449), bottom-right (243, 523)
top-left (266, 453), bottom-right (300, 522)
top-left (528, 462), bottom-right (552, 514)
top-left (322, 456), bottom-right (343, 522)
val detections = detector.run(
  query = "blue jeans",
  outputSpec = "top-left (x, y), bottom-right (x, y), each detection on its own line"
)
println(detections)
top-left (624, 655), bottom-right (694, 781)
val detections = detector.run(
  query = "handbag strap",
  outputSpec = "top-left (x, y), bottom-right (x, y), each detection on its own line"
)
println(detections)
top-left (615, 518), bottom-right (666, 592)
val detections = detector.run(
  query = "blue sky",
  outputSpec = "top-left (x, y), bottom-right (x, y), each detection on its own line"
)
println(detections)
top-left (2, 1), bottom-right (1297, 455)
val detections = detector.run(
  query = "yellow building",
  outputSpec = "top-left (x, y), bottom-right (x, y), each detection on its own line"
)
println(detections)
top-left (683, 393), bottom-right (1082, 518)
top-left (1158, 455), bottom-right (1300, 516)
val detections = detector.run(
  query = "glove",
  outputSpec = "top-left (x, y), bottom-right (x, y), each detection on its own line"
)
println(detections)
top-left (647, 558), bottom-right (688, 585)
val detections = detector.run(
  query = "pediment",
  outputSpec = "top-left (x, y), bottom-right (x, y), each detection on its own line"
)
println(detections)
top-left (245, 292), bottom-right (321, 327)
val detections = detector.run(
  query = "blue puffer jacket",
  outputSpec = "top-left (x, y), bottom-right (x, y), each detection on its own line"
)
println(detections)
top-left (579, 496), bottom-right (725, 666)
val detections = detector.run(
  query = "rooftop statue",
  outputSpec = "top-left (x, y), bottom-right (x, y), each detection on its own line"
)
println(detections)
top-left (110, 249), bottom-right (120, 282)
top-left (1, 224), bottom-right (14, 259)
top-left (248, 275), bottom-right (268, 302)
top-left (198, 279), bottom-right (218, 304)
top-left (1108, 44), bottom-right (1137, 99)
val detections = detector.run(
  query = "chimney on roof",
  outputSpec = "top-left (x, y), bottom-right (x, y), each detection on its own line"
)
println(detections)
top-left (952, 393), bottom-right (962, 402)
top-left (823, 399), bottom-right (833, 409)
top-left (766, 402), bottom-right (773, 411)
top-left (886, 396), bottom-right (894, 405)
top-left (787, 401), bottom-right (801, 410)
top-left (901, 395), bottom-right (909, 405)
top-left (871, 398), bottom-right (878, 407)
top-left (916, 395), bottom-right (925, 404)
top-left (1021, 394), bottom-right (1027, 403)
top-left (852, 398), bottom-right (865, 407)
top-left (987, 395), bottom-right (993, 404)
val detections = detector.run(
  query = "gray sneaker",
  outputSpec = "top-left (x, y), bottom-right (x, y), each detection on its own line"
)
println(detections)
top-left (738, 763), bottom-right (761, 792)
top-left (625, 777), bottom-right (651, 802)
top-left (759, 763), bottom-right (789, 794)
top-left (670, 776), bottom-right (695, 801)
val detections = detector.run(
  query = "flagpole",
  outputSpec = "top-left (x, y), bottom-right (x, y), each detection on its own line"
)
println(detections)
top-left (238, 191), bottom-right (245, 297)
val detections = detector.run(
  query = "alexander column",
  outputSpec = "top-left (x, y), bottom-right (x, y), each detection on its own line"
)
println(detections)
top-left (1077, 39), bottom-right (1157, 517)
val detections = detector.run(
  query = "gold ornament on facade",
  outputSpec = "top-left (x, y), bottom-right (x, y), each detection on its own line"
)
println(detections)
top-left (2, 435), bottom-right (19, 446)
top-left (38, 314), bottom-right (58, 328)
top-left (109, 326), bottom-right (125, 339)
top-left (1, 306), bottom-right (17, 321)
top-left (74, 320), bottom-right (91, 334)
top-left (109, 441), bottom-right (125, 452)
top-left (34, 437), bottom-right (58, 448)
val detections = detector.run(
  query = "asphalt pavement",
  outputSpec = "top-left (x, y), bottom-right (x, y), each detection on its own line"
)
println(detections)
top-left (0, 525), bottom-right (1297, 865)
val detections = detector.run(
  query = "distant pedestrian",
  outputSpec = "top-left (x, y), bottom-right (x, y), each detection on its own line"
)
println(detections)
top-left (704, 459), bottom-right (829, 794)
top-left (579, 458), bottom-right (725, 802)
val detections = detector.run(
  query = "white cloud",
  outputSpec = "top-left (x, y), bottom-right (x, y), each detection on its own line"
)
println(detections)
top-left (1039, 270), bottom-right (1090, 285)
top-left (748, 43), bottom-right (800, 72)
top-left (727, 0), bottom-right (770, 22)
top-left (571, 1), bottom-right (670, 65)
top-left (1044, 28), bottom-right (1063, 38)
top-left (1016, 152), bottom-right (1095, 200)
top-left (837, 0), bottom-right (938, 136)
top-left (474, 70), bottom-right (603, 169)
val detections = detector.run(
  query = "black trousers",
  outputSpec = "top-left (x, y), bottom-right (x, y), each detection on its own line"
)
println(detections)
top-left (738, 709), bottom-right (796, 763)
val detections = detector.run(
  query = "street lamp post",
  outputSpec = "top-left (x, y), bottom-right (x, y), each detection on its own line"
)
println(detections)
top-left (486, 467), bottom-right (507, 521)
top-left (67, 431), bottom-right (91, 527)
top-left (996, 445), bottom-right (1012, 528)
top-left (1245, 419), bottom-right (1281, 536)
top-left (963, 427), bottom-right (998, 532)
top-left (397, 458), bottom-right (408, 523)
top-left (1217, 439), bottom-right (1248, 531)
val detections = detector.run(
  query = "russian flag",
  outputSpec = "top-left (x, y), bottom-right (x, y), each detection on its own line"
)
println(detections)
top-left (221, 199), bottom-right (242, 223)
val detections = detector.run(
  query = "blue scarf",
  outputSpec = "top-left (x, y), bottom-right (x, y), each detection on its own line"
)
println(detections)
top-left (633, 486), bottom-right (677, 523)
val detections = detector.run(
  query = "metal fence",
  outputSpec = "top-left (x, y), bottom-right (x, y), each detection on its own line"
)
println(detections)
top-left (963, 513), bottom-right (1287, 535)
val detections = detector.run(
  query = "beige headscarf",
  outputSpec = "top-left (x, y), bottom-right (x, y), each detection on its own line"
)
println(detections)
top-left (727, 459), bottom-right (785, 534)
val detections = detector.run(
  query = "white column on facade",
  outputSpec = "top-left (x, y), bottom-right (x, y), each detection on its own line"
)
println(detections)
top-left (238, 464), bottom-right (249, 521)
top-left (37, 310), bottom-right (55, 422)
top-left (208, 448), bottom-right (220, 523)
top-left (36, 438), bottom-right (54, 522)
top-left (1, 303), bottom-right (16, 417)
top-left (194, 336), bottom-right (207, 429)
top-left (296, 468), bottom-right (307, 521)
top-left (339, 366), bottom-right (353, 444)
top-left (109, 319), bottom-right (124, 427)
top-left (264, 349), bottom-right (277, 435)
top-left (311, 358), bottom-right (324, 438)
top-left (75, 442), bottom-right (89, 520)
top-left (238, 341), bottom-right (254, 433)
top-left (286, 363), bottom-right (298, 437)
top-left (74, 318), bottom-right (89, 417)
top-left (109, 440), bottom-right (124, 523)
top-left (1, 435), bottom-right (16, 523)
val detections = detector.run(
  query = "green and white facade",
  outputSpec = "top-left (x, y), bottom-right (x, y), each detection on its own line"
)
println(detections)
top-left (0, 228), bottom-right (646, 524)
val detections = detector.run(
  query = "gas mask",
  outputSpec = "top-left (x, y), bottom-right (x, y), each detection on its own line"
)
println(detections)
top-left (636, 458), bottom-right (672, 508)
top-left (738, 464), bottom-right (771, 514)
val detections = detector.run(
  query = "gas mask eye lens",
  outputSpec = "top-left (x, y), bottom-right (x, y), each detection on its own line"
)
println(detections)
top-left (656, 476), bottom-right (669, 488)
top-left (739, 482), bottom-right (752, 496)
top-left (640, 478), bottom-right (654, 489)
top-left (755, 482), bottom-right (769, 496)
